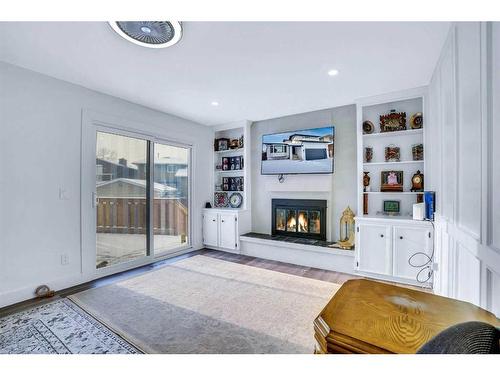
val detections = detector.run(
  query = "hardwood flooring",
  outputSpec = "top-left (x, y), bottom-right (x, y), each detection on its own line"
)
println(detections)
top-left (0, 249), bottom-right (427, 318)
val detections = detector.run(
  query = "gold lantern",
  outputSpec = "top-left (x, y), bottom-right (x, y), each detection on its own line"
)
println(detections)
top-left (333, 206), bottom-right (355, 250)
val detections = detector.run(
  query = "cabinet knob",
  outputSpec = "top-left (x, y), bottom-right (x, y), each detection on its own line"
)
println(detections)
top-left (212, 219), bottom-right (216, 222)
top-left (222, 220), bottom-right (225, 223)
top-left (380, 234), bottom-right (384, 238)
top-left (399, 236), bottom-right (403, 240)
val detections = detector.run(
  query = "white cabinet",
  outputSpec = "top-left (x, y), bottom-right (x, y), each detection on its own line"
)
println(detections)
top-left (202, 209), bottom-right (251, 253)
top-left (202, 212), bottom-right (219, 248)
top-left (355, 217), bottom-right (433, 286)
top-left (357, 223), bottom-right (392, 275)
top-left (393, 225), bottom-right (433, 281)
top-left (219, 213), bottom-right (237, 250)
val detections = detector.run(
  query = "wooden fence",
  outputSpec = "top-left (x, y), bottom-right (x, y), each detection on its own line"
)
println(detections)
top-left (96, 198), bottom-right (187, 235)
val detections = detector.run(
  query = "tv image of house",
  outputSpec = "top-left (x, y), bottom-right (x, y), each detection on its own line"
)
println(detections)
top-left (261, 126), bottom-right (334, 174)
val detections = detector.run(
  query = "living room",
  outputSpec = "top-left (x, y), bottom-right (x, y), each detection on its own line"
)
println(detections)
top-left (0, 1), bottom-right (499, 373)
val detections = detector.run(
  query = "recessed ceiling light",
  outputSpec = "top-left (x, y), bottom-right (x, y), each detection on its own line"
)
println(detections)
top-left (211, 101), bottom-right (219, 106)
top-left (328, 69), bottom-right (339, 76)
top-left (109, 21), bottom-right (182, 49)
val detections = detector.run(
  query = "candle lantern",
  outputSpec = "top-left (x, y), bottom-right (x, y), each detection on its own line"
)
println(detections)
top-left (337, 206), bottom-right (355, 250)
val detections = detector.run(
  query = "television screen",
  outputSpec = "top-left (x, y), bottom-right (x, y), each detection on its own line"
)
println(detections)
top-left (261, 126), bottom-right (335, 175)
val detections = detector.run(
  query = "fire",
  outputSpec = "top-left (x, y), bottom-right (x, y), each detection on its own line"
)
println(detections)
top-left (287, 216), bottom-right (296, 231)
top-left (298, 212), bottom-right (308, 232)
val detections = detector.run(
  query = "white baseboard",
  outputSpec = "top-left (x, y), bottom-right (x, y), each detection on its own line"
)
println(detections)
top-left (0, 246), bottom-right (201, 309)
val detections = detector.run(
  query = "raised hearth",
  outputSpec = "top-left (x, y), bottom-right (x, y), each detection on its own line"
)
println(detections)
top-left (272, 199), bottom-right (327, 241)
top-left (242, 232), bottom-right (336, 248)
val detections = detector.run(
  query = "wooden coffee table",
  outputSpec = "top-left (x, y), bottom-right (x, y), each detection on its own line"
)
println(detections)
top-left (314, 279), bottom-right (499, 354)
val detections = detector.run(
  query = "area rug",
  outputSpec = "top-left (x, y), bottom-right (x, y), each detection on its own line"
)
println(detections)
top-left (69, 255), bottom-right (340, 353)
top-left (0, 299), bottom-right (141, 354)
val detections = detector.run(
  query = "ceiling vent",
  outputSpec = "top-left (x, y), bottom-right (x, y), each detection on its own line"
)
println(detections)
top-left (109, 21), bottom-right (182, 48)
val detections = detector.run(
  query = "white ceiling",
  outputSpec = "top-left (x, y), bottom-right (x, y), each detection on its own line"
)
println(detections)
top-left (0, 22), bottom-right (450, 126)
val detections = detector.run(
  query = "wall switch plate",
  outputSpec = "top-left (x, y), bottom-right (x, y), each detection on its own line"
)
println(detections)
top-left (61, 254), bottom-right (69, 265)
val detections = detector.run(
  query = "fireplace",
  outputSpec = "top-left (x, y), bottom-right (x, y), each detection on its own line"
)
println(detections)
top-left (272, 199), bottom-right (327, 241)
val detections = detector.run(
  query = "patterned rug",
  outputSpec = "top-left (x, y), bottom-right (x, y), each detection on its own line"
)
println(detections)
top-left (0, 298), bottom-right (140, 354)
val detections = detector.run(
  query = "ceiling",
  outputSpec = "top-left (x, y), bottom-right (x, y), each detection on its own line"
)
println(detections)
top-left (0, 22), bottom-right (450, 126)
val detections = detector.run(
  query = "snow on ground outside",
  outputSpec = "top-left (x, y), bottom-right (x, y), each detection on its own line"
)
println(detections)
top-left (262, 159), bottom-right (333, 174)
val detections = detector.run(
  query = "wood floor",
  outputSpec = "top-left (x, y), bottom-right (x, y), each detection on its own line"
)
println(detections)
top-left (0, 248), bottom-right (426, 318)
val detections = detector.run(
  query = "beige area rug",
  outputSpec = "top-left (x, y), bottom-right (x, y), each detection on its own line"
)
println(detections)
top-left (69, 255), bottom-right (340, 354)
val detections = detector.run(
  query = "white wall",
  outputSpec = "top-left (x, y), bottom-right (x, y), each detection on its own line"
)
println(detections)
top-left (0, 62), bottom-right (213, 308)
top-left (428, 22), bottom-right (500, 317)
top-left (250, 105), bottom-right (357, 242)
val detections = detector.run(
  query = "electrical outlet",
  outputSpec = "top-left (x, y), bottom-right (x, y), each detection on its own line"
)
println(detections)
top-left (61, 254), bottom-right (69, 265)
top-left (59, 188), bottom-right (69, 200)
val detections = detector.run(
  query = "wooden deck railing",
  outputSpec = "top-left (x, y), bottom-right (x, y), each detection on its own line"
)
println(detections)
top-left (96, 198), bottom-right (187, 235)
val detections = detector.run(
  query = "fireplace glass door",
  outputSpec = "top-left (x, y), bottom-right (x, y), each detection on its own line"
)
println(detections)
top-left (309, 210), bottom-right (321, 234)
top-left (286, 209), bottom-right (296, 232)
top-left (297, 210), bottom-right (309, 233)
top-left (272, 199), bottom-right (327, 241)
top-left (276, 209), bottom-right (286, 231)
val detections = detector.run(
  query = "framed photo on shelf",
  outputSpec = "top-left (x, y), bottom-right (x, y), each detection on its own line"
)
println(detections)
top-left (383, 200), bottom-right (401, 214)
top-left (381, 170), bottom-right (403, 192)
top-left (222, 157), bottom-right (230, 170)
top-left (215, 138), bottom-right (230, 151)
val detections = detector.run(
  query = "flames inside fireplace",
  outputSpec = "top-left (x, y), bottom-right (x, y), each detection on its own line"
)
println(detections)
top-left (273, 199), bottom-right (326, 240)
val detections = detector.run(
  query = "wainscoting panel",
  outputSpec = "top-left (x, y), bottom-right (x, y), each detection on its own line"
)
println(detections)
top-left (438, 30), bottom-right (457, 222)
top-left (486, 269), bottom-right (500, 315)
top-left (429, 22), bottom-right (500, 318)
top-left (456, 22), bottom-right (482, 240)
top-left (490, 23), bottom-right (500, 252)
top-left (455, 243), bottom-right (481, 306)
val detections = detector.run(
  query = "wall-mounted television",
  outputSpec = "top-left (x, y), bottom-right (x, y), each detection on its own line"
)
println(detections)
top-left (261, 126), bottom-right (335, 175)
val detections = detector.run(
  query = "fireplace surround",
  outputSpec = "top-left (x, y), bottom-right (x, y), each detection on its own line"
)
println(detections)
top-left (271, 199), bottom-right (327, 241)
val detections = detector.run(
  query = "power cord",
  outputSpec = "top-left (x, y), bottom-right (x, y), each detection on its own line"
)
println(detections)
top-left (407, 219), bottom-right (435, 284)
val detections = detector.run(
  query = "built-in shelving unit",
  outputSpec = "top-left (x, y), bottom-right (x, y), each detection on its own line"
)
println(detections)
top-left (356, 88), bottom-right (427, 219)
top-left (212, 121), bottom-right (252, 210)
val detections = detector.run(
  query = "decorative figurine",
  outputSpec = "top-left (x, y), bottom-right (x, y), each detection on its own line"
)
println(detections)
top-left (363, 172), bottom-right (371, 192)
top-left (364, 147), bottom-right (373, 163)
top-left (412, 144), bottom-right (424, 161)
top-left (385, 145), bottom-right (400, 162)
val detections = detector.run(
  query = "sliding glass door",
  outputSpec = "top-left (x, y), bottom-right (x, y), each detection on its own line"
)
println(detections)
top-left (153, 143), bottom-right (190, 255)
top-left (95, 130), bottom-right (190, 270)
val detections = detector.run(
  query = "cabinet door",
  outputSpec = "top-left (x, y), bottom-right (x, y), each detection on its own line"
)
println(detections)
top-left (393, 226), bottom-right (433, 281)
top-left (357, 223), bottom-right (392, 275)
top-left (202, 212), bottom-right (219, 248)
top-left (219, 213), bottom-right (237, 250)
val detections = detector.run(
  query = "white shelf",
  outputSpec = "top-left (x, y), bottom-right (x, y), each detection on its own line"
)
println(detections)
top-left (215, 148), bottom-right (244, 154)
top-left (215, 169), bottom-right (244, 174)
top-left (363, 160), bottom-right (424, 166)
top-left (363, 129), bottom-right (423, 139)
top-left (363, 191), bottom-right (424, 195)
